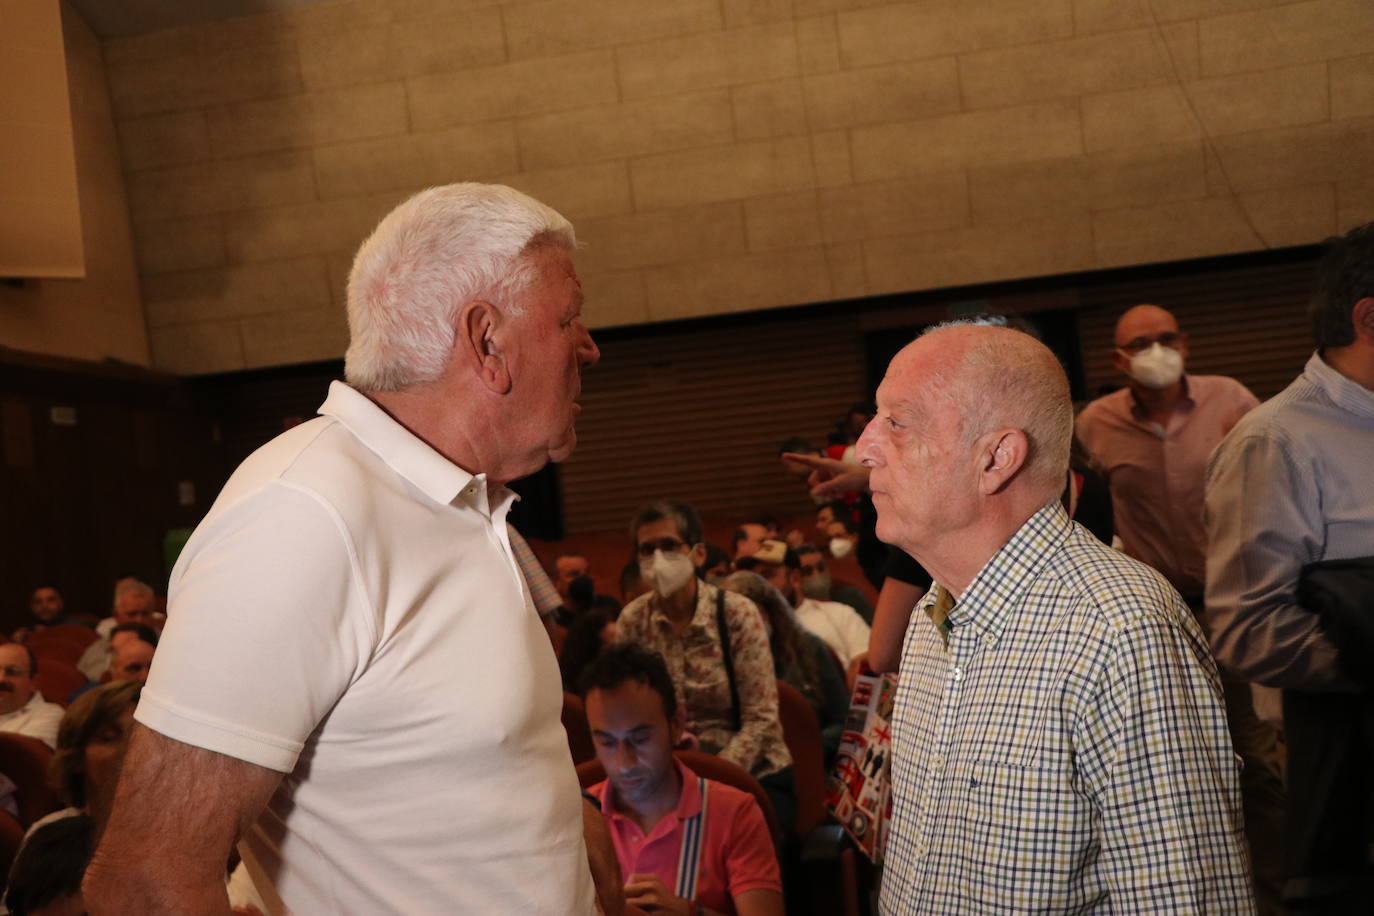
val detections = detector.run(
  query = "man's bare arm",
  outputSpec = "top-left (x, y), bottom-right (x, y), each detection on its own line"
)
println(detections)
top-left (84, 723), bottom-right (283, 915)
top-left (582, 797), bottom-right (624, 916)
top-left (868, 577), bottom-right (925, 673)
top-left (732, 888), bottom-right (785, 916)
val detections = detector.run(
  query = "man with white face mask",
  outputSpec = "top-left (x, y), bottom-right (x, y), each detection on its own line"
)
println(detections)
top-left (614, 501), bottom-right (795, 833)
top-left (1076, 303), bottom-right (1282, 912)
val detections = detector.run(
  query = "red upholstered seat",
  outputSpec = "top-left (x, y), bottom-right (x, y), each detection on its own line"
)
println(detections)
top-left (0, 733), bottom-right (63, 827)
top-left (26, 626), bottom-right (98, 667)
top-left (774, 681), bottom-right (828, 839)
top-left (562, 692), bottom-right (596, 766)
top-left (33, 659), bottom-right (88, 707)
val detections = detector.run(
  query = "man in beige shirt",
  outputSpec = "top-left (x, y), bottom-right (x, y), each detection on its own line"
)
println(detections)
top-left (1077, 304), bottom-right (1282, 912)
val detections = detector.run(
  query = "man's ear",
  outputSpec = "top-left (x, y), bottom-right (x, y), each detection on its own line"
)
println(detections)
top-left (688, 542), bottom-right (707, 569)
top-left (1109, 347), bottom-right (1129, 374)
top-left (977, 428), bottom-right (1029, 495)
top-left (1353, 297), bottom-right (1374, 343)
top-left (456, 301), bottom-right (511, 394)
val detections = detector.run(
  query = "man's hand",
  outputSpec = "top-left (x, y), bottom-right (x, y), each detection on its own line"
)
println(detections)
top-left (624, 874), bottom-right (691, 915)
top-left (780, 452), bottom-right (870, 501)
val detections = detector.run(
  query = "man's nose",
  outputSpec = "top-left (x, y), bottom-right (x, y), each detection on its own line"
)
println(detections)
top-left (856, 421), bottom-right (883, 466)
top-left (615, 744), bottom-right (638, 770)
top-left (579, 327), bottom-right (600, 369)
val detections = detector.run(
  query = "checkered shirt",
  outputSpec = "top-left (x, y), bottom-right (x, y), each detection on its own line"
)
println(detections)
top-left (506, 525), bottom-right (563, 619)
top-left (879, 502), bottom-right (1254, 914)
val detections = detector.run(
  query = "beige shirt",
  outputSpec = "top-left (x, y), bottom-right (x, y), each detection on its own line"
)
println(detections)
top-left (1077, 374), bottom-right (1259, 596)
top-left (0, 690), bottom-right (65, 749)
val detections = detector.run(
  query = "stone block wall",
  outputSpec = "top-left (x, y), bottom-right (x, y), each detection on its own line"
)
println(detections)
top-left (104, 0), bottom-right (1374, 374)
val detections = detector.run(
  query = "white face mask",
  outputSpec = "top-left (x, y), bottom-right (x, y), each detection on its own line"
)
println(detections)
top-left (829, 537), bottom-right (854, 559)
top-left (1124, 342), bottom-right (1184, 390)
top-left (639, 550), bottom-right (696, 598)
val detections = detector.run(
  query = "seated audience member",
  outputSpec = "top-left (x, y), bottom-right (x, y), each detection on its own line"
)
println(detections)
top-left (50, 682), bottom-right (144, 826)
top-left (794, 544), bottom-right (873, 624)
top-left (617, 502), bottom-right (794, 830)
top-left (12, 585), bottom-right (87, 641)
top-left (731, 522), bottom-right (769, 560)
top-left (560, 606), bottom-right (620, 692)
top-left (0, 644), bottom-right (64, 749)
top-left (555, 553), bottom-right (592, 604)
top-left (108, 626), bottom-right (156, 684)
top-left (4, 811), bottom-right (96, 916)
top-left (582, 645), bottom-right (784, 916)
top-left (741, 542), bottom-right (870, 667)
top-left (78, 580), bottom-right (158, 681)
top-left (699, 544), bottom-right (732, 584)
top-left (620, 560), bottom-right (649, 605)
top-left (718, 572), bottom-right (848, 764)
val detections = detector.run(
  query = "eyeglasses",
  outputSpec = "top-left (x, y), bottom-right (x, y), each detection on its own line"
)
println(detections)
top-left (1118, 332), bottom-right (1182, 355)
top-left (637, 537), bottom-right (688, 557)
top-left (800, 560), bottom-right (827, 575)
top-left (0, 666), bottom-right (31, 678)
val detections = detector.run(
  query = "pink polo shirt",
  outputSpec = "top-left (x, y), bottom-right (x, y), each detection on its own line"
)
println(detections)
top-left (591, 760), bottom-right (781, 915)
top-left (1077, 373), bottom-right (1258, 596)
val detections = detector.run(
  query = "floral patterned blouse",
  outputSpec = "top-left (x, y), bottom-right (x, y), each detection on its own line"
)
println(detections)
top-left (616, 580), bottom-right (792, 778)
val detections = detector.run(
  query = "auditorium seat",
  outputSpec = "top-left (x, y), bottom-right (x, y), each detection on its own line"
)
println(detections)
top-left (0, 734), bottom-right (63, 827)
top-left (776, 682), bottom-right (864, 916)
top-left (562, 692), bottom-right (596, 765)
top-left (27, 625), bottom-right (98, 667)
top-left (33, 659), bottom-right (87, 707)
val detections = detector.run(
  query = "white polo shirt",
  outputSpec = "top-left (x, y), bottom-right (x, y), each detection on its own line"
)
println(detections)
top-left (137, 382), bottom-right (593, 915)
top-left (795, 597), bottom-right (871, 666)
top-left (0, 690), bottom-right (65, 749)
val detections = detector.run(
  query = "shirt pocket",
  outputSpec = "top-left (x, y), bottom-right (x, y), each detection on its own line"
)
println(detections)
top-left (946, 761), bottom-right (1093, 910)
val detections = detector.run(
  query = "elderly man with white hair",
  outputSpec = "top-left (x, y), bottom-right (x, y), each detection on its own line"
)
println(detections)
top-left (86, 184), bottom-right (606, 914)
top-left (865, 323), bottom-right (1253, 914)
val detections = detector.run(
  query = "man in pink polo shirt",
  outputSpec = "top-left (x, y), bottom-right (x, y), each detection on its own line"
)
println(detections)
top-left (582, 645), bottom-right (783, 916)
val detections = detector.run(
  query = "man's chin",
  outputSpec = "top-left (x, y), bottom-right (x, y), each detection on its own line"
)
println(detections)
top-left (548, 430), bottom-right (577, 463)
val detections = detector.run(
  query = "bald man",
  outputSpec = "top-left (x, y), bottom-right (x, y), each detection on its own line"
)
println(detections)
top-left (1075, 306), bottom-right (1283, 910)
top-left (864, 323), bottom-right (1251, 913)
top-left (1077, 304), bottom-right (1259, 599)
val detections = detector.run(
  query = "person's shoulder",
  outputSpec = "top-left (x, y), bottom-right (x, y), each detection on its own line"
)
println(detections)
top-left (702, 776), bottom-right (762, 816)
top-left (617, 593), bottom-right (653, 626)
top-left (1046, 528), bottom-right (1187, 633)
top-left (1076, 389), bottom-right (1129, 426)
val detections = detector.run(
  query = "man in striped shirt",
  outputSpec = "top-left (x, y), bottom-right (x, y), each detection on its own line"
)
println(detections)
top-left (862, 323), bottom-right (1252, 913)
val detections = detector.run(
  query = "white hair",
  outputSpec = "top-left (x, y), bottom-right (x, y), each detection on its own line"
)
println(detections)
top-left (919, 322), bottom-right (1073, 493)
top-left (344, 183), bottom-right (576, 392)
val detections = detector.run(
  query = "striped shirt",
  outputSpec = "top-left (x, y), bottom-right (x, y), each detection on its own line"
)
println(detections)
top-left (880, 503), bottom-right (1253, 914)
top-left (507, 525), bottom-right (563, 620)
top-left (1205, 351), bottom-right (1374, 689)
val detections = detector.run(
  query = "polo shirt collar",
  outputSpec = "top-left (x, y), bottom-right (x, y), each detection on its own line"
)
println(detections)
top-left (1127, 373), bottom-right (1195, 420)
top-left (942, 500), bottom-right (1073, 647)
top-left (1309, 351), bottom-right (1374, 420)
top-left (319, 381), bottom-right (507, 512)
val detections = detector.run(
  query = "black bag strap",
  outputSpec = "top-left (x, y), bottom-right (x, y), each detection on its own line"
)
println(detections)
top-left (715, 587), bottom-right (742, 732)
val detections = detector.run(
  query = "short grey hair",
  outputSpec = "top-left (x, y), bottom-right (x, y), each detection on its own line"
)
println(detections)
top-left (919, 321), bottom-right (1073, 494)
top-left (344, 183), bottom-right (576, 392)
top-left (113, 579), bottom-right (154, 604)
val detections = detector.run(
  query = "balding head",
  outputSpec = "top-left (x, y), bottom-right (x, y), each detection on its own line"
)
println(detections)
top-left (858, 324), bottom-right (1073, 579)
top-left (1114, 304), bottom-right (1180, 348)
top-left (902, 324), bottom-right (1073, 491)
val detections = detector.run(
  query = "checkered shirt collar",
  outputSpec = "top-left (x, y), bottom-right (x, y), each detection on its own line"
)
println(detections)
top-left (941, 499), bottom-right (1073, 645)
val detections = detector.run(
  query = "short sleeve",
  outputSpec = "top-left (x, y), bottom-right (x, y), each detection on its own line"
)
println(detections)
top-left (136, 483), bottom-right (374, 773)
top-left (722, 794), bottom-right (782, 897)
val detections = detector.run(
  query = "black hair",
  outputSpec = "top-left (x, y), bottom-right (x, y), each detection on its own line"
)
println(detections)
top-left (4, 813), bottom-right (96, 915)
top-left (700, 543), bottom-right (730, 576)
top-left (559, 607), bottom-right (618, 693)
top-left (619, 559), bottom-right (643, 598)
top-left (110, 623), bottom-right (159, 648)
top-left (794, 542), bottom-right (824, 560)
top-left (578, 644), bottom-right (677, 721)
top-left (777, 436), bottom-right (817, 455)
top-left (629, 500), bottom-right (703, 547)
top-left (1310, 222), bottom-right (1374, 348)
